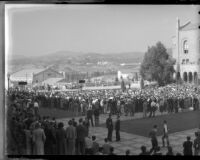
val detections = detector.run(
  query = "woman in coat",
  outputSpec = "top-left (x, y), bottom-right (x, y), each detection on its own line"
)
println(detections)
top-left (56, 122), bottom-right (67, 155)
top-left (32, 122), bottom-right (46, 155)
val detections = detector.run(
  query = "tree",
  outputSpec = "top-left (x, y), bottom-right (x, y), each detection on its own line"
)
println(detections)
top-left (140, 42), bottom-right (175, 86)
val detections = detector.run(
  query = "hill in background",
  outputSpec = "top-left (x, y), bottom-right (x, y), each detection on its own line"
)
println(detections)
top-left (7, 48), bottom-right (172, 74)
top-left (7, 51), bottom-right (144, 73)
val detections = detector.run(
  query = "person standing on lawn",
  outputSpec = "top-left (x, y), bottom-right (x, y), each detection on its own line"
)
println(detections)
top-left (162, 120), bottom-right (170, 147)
top-left (115, 115), bottom-right (120, 142)
top-left (106, 114), bottom-right (113, 142)
top-left (87, 104), bottom-right (94, 127)
top-left (149, 125), bottom-right (159, 154)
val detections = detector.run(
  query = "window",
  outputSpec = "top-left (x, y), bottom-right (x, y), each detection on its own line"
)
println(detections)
top-left (47, 73), bottom-right (52, 76)
top-left (182, 59), bottom-right (185, 64)
top-left (36, 80), bottom-right (38, 83)
top-left (186, 59), bottom-right (189, 64)
top-left (183, 40), bottom-right (189, 54)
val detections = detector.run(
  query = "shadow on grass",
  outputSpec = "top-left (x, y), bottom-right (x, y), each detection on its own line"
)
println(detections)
top-left (101, 110), bottom-right (200, 137)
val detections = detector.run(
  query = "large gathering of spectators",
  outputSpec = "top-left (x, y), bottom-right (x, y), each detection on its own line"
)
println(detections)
top-left (8, 83), bottom-right (200, 117)
top-left (6, 83), bottom-right (200, 155)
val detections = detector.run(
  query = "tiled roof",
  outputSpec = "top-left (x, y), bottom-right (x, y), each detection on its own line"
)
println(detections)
top-left (10, 68), bottom-right (45, 80)
top-left (180, 23), bottom-right (199, 31)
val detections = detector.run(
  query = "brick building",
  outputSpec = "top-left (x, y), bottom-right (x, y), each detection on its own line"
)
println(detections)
top-left (172, 18), bottom-right (200, 84)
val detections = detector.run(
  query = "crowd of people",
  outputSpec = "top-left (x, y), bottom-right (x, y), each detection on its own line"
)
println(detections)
top-left (6, 83), bottom-right (200, 155)
top-left (8, 83), bottom-right (200, 117)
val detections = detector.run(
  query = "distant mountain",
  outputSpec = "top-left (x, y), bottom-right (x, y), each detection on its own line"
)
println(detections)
top-left (8, 50), bottom-right (145, 73)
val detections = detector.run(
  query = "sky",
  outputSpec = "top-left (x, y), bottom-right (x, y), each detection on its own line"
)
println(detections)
top-left (5, 4), bottom-right (199, 57)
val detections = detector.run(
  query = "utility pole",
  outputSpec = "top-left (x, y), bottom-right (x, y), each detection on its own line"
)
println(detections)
top-left (176, 17), bottom-right (180, 109)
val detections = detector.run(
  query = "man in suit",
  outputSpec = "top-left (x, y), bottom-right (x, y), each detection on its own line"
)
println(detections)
top-left (56, 122), bottom-right (66, 155)
top-left (148, 98), bottom-right (153, 117)
top-left (87, 104), bottom-right (94, 127)
top-left (76, 118), bottom-right (86, 155)
top-left (149, 125), bottom-right (159, 154)
top-left (94, 107), bottom-right (100, 127)
top-left (115, 116), bottom-right (120, 142)
top-left (106, 114), bottom-right (113, 142)
top-left (131, 98), bottom-right (136, 116)
top-left (142, 99), bottom-right (148, 118)
top-left (66, 120), bottom-right (77, 155)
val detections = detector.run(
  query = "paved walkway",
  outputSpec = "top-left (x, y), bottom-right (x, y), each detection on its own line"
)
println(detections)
top-left (58, 112), bottom-right (199, 155)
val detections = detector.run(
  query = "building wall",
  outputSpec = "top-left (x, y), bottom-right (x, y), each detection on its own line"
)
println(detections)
top-left (32, 68), bottom-right (63, 84)
top-left (172, 20), bottom-right (200, 83)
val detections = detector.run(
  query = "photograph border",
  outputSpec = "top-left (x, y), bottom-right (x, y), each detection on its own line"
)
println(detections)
top-left (0, 1), bottom-right (200, 159)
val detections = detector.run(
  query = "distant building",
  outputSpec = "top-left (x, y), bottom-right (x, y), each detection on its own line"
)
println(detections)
top-left (117, 66), bottom-right (140, 81)
top-left (120, 63), bottom-right (141, 67)
top-left (10, 67), bottom-right (64, 86)
top-left (172, 18), bottom-right (200, 84)
top-left (40, 78), bottom-right (64, 87)
top-left (32, 68), bottom-right (64, 84)
top-left (90, 75), bottom-right (116, 83)
top-left (10, 68), bottom-right (45, 84)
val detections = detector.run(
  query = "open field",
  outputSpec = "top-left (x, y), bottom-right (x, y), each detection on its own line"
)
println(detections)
top-left (101, 110), bottom-right (200, 137)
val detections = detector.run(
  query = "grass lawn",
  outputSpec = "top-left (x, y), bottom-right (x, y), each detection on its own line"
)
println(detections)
top-left (102, 110), bottom-right (200, 137)
top-left (39, 107), bottom-right (81, 119)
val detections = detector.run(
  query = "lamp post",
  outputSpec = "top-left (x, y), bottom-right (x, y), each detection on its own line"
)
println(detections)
top-left (7, 73), bottom-right (10, 90)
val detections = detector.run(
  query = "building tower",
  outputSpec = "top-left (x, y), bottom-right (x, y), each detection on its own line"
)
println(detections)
top-left (172, 18), bottom-right (200, 84)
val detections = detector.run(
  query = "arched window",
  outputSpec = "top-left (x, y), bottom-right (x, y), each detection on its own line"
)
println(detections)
top-left (182, 59), bottom-right (185, 64)
top-left (183, 40), bottom-right (189, 54)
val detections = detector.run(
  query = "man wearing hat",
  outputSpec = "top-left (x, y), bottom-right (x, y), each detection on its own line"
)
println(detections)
top-left (115, 115), bottom-right (120, 142)
top-left (106, 114), bottom-right (113, 142)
